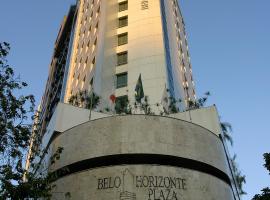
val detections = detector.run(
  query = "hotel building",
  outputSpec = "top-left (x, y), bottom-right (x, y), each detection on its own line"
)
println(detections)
top-left (32, 1), bottom-right (241, 199)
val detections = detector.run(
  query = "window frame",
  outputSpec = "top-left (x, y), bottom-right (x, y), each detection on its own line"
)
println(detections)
top-left (118, 33), bottom-right (128, 46)
top-left (116, 72), bottom-right (128, 89)
top-left (118, 16), bottom-right (128, 28)
top-left (117, 51), bottom-right (128, 66)
top-left (119, 1), bottom-right (128, 12)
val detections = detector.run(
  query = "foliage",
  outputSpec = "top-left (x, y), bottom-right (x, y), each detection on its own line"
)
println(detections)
top-left (68, 90), bottom-right (100, 110)
top-left (114, 95), bottom-right (156, 115)
top-left (230, 155), bottom-right (246, 196)
top-left (220, 120), bottom-right (246, 195)
top-left (252, 153), bottom-right (270, 200)
top-left (186, 91), bottom-right (234, 146)
top-left (220, 122), bottom-right (234, 146)
top-left (220, 121), bottom-right (246, 195)
top-left (115, 95), bottom-right (130, 114)
top-left (167, 96), bottom-right (181, 114)
top-left (0, 42), bottom-right (36, 198)
top-left (187, 91), bottom-right (210, 110)
top-left (160, 89), bottom-right (181, 114)
top-left (186, 90), bottom-right (246, 196)
top-left (0, 42), bottom-right (35, 163)
top-left (253, 188), bottom-right (270, 200)
top-left (0, 42), bottom-right (68, 199)
top-left (264, 153), bottom-right (270, 174)
top-left (139, 96), bottom-right (154, 115)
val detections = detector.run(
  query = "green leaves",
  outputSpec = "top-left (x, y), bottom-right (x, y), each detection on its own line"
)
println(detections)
top-left (252, 153), bottom-right (270, 199)
top-left (50, 147), bottom-right (64, 165)
top-left (0, 42), bottom-right (10, 58)
top-left (230, 154), bottom-right (246, 196)
top-left (253, 188), bottom-right (270, 200)
top-left (0, 42), bottom-right (61, 199)
top-left (263, 153), bottom-right (270, 174)
top-left (68, 90), bottom-right (100, 110)
top-left (220, 122), bottom-right (234, 146)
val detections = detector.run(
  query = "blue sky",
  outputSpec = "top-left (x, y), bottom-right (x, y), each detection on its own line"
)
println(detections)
top-left (0, 0), bottom-right (269, 199)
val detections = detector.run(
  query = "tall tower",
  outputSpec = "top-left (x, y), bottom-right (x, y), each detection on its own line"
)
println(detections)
top-left (33, 1), bottom-right (241, 200)
top-left (38, 6), bottom-right (76, 135)
top-left (63, 0), bottom-right (195, 110)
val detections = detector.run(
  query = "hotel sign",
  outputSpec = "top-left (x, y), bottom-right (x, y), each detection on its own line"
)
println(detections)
top-left (97, 169), bottom-right (187, 200)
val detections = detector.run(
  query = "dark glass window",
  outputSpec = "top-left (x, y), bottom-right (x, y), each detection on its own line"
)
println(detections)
top-left (118, 16), bottom-right (128, 28)
top-left (119, 1), bottom-right (128, 12)
top-left (118, 33), bottom-right (128, 46)
top-left (116, 73), bottom-right (128, 88)
top-left (117, 51), bottom-right (128, 65)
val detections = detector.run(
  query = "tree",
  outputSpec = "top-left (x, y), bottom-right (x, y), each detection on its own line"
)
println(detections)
top-left (264, 153), bottom-right (270, 173)
top-left (252, 153), bottom-right (270, 200)
top-left (115, 95), bottom-right (131, 114)
top-left (220, 122), bottom-right (234, 146)
top-left (231, 155), bottom-right (246, 196)
top-left (0, 42), bottom-right (61, 199)
top-left (220, 122), bottom-right (246, 195)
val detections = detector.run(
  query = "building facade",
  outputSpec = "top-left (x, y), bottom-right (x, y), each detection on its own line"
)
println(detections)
top-left (62, 0), bottom-right (195, 111)
top-left (39, 6), bottom-right (76, 135)
top-left (32, 1), bottom-right (242, 199)
top-left (39, 0), bottom-right (197, 135)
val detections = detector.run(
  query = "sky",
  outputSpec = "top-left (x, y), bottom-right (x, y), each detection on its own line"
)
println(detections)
top-left (0, 0), bottom-right (269, 199)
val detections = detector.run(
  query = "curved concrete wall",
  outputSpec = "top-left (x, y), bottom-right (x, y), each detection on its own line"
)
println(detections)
top-left (48, 115), bottom-right (234, 200)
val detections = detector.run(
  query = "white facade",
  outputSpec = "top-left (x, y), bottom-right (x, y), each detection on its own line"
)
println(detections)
top-left (63, 0), bottom-right (195, 110)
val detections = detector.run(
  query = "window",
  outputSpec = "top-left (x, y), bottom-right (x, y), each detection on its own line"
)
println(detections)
top-left (86, 40), bottom-right (90, 51)
top-left (118, 16), bottom-right (128, 28)
top-left (117, 51), bottom-right (128, 65)
top-left (119, 1), bottom-right (128, 12)
top-left (90, 57), bottom-right (95, 70)
top-left (116, 73), bottom-right (128, 88)
top-left (94, 22), bottom-right (99, 34)
top-left (88, 25), bottom-right (92, 35)
top-left (115, 95), bottom-right (128, 114)
top-left (93, 38), bottom-right (97, 52)
top-left (118, 33), bottom-right (128, 46)
top-left (84, 57), bottom-right (88, 70)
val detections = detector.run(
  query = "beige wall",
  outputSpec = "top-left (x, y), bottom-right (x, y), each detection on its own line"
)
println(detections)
top-left (63, 0), bottom-right (196, 111)
top-left (65, 0), bottom-right (102, 102)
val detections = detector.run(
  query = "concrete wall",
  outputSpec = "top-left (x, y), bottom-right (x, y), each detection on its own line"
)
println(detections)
top-left (170, 106), bottom-right (222, 136)
top-left (52, 165), bottom-right (233, 200)
top-left (42, 102), bottom-right (110, 150)
top-left (48, 115), bottom-right (234, 200)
